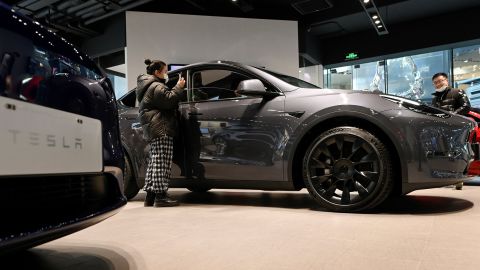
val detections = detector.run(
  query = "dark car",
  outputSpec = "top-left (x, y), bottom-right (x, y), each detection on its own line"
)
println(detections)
top-left (118, 61), bottom-right (476, 212)
top-left (0, 4), bottom-right (126, 253)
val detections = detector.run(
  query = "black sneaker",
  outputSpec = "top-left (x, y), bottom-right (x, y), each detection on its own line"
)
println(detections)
top-left (144, 191), bottom-right (155, 207)
top-left (154, 192), bottom-right (180, 207)
top-left (455, 182), bottom-right (463, 190)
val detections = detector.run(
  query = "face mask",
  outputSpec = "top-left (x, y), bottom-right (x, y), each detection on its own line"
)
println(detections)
top-left (164, 73), bottom-right (169, 83)
top-left (435, 85), bottom-right (447, 92)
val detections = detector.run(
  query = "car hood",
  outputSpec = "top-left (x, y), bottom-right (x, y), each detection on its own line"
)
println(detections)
top-left (283, 88), bottom-right (450, 116)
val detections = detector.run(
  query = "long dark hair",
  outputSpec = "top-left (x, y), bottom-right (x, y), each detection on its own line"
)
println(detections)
top-left (144, 59), bottom-right (166, 75)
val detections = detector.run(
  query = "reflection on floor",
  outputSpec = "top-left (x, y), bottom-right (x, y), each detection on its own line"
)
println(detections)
top-left (3, 185), bottom-right (480, 270)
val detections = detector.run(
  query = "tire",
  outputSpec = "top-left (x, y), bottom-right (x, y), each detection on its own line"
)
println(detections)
top-left (187, 187), bottom-right (211, 193)
top-left (124, 152), bottom-right (140, 200)
top-left (303, 126), bottom-right (393, 212)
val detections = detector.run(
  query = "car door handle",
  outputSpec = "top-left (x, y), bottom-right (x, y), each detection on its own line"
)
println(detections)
top-left (188, 112), bottom-right (203, 116)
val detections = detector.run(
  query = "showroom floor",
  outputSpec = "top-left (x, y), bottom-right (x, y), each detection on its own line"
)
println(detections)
top-left (3, 185), bottom-right (480, 270)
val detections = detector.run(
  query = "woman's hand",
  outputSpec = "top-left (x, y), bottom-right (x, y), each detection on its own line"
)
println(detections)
top-left (176, 76), bottom-right (186, 89)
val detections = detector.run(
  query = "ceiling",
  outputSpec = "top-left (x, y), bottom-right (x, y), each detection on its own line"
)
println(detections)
top-left (6, 0), bottom-right (480, 41)
top-left (5, 0), bottom-right (480, 69)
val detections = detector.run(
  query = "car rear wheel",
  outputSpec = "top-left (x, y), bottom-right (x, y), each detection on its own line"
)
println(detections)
top-left (124, 152), bottom-right (140, 200)
top-left (303, 127), bottom-right (393, 212)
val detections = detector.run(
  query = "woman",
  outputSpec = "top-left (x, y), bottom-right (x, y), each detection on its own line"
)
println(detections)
top-left (136, 59), bottom-right (185, 207)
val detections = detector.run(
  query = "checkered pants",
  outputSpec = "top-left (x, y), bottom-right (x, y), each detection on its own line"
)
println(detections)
top-left (143, 136), bottom-right (174, 193)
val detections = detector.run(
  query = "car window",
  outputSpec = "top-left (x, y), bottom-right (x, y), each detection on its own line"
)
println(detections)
top-left (190, 69), bottom-right (249, 102)
top-left (259, 68), bottom-right (320, 89)
top-left (119, 90), bottom-right (137, 107)
top-left (1, 22), bottom-right (104, 110)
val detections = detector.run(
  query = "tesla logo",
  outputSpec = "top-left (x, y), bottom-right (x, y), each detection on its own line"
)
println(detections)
top-left (8, 129), bottom-right (83, 149)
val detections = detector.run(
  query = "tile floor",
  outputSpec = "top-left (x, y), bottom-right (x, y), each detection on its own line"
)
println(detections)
top-left (3, 185), bottom-right (480, 270)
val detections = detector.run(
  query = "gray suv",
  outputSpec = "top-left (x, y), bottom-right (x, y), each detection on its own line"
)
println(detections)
top-left (118, 61), bottom-right (475, 212)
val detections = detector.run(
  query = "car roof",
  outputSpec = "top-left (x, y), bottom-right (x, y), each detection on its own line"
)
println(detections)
top-left (168, 60), bottom-right (251, 73)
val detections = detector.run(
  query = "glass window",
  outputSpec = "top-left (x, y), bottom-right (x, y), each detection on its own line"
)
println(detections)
top-left (329, 66), bottom-right (352, 90)
top-left (31, 46), bottom-right (102, 81)
top-left (353, 61), bottom-right (385, 92)
top-left (299, 65), bottom-right (321, 87)
top-left (1, 20), bottom-right (104, 116)
top-left (261, 68), bottom-right (320, 88)
top-left (387, 51), bottom-right (450, 102)
top-left (106, 73), bottom-right (126, 99)
top-left (453, 45), bottom-right (480, 108)
top-left (1, 45), bottom-right (102, 100)
top-left (119, 90), bottom-right (136, 107)
top-left (190, 69), bottom-right (250, 102)
top-left (323, 69), bottom-right (328, 88)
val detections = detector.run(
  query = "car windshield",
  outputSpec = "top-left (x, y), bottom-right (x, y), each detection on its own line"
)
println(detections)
top-left (260, 68), bottom-right (321, 89)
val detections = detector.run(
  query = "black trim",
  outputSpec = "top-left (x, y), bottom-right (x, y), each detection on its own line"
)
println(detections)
top-left (0, 203), bottom-right (124, 255)
top-left (0, 173), bottom-right (126, 254)
top-left (171, 62), bottom-right (282, 94)
top-left (170, 179), bottom-right (298, 191)
top-left (402, 180), bottom-right (470, 194)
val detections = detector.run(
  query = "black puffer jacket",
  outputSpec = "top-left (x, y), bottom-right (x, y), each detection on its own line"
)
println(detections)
top-left (431, 87), bottom-right (471, 116)
top-left (136, 74), bottom-right (183, 141)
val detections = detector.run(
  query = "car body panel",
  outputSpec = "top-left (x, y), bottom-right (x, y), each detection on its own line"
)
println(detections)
top-left (282, 89), bottom-right (474, 186)
top-left (178, 95), bottom-right (286, 182)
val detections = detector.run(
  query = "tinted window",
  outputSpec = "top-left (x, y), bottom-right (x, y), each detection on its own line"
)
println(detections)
top-left (261, 68), bottom-right (320, 88)
top-left (191, 69), bottom-right (249, 101)
top-left (120, 90), bottom-right (137, 107)
top-left (1, 10), bottom-right (104, 111)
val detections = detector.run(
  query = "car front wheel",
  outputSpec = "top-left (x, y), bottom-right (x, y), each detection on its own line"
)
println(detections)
top-left (303, 127), bottom-right (393, 212)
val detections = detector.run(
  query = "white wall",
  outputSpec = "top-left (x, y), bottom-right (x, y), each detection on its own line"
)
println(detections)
top-left (126, 11), bottom-right (298, 90)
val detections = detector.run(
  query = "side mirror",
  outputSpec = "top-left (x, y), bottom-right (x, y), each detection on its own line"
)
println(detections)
top-left (236, 79), bottom-right (279, 98)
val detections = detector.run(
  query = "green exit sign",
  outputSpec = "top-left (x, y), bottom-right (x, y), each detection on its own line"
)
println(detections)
top-left (345, 52), bottom-right (359, 60)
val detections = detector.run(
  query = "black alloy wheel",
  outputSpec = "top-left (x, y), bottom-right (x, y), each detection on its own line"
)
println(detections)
top-left (303, 127), bottom-right (393, 212)
top-left (123, 152), bottom-right (140, 200)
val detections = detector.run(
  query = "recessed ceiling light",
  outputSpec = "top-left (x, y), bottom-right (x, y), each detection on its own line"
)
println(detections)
top-left (375, 20), bottom-right (381, 24)
top-left (363, 0), bottom-right (370, 3)
top-left (372, 15), bottom-right (378, 19)
top-left (377, 25), bottom-right (383, 28)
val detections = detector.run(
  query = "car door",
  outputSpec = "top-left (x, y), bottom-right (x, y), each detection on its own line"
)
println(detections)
top-left (177, 67), bottom-right (286, 182)
top-left (119, 74), bottom-right (189, 184)
top-left (118, 90), bottom-right (149, 181)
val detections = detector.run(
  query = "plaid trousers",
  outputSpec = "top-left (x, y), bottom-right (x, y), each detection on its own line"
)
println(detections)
top-left (143, 136), bottom-right (174, 193)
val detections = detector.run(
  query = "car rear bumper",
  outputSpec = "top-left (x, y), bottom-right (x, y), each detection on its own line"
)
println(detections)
top-left (0, 169), bottom-right (126, 254)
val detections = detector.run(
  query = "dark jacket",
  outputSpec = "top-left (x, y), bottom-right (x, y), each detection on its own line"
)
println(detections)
top-left (431, 87), bottom-right (471, 116)
top-left (136, 74), bottom-right (183, 141)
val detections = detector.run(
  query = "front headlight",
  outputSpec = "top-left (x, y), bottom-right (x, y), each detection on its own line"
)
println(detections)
top-left (380, 95), bottom-right (451, 118)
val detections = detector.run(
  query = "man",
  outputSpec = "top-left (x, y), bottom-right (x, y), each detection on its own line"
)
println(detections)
top-left (431, 72), bottom-right (471, 190)
top-left (431, 72), bottom-right (470, 116)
